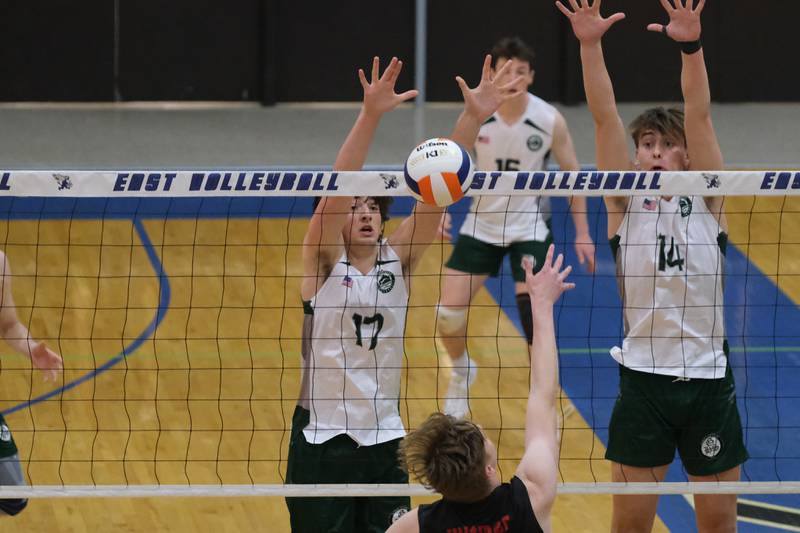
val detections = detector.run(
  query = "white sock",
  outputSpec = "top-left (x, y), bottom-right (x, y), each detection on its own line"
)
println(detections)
top-left (451, 352), bottom-right (471, 377)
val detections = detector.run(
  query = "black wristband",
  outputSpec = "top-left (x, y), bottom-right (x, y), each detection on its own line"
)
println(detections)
top-left (680, 39), bottom-right (702, 54)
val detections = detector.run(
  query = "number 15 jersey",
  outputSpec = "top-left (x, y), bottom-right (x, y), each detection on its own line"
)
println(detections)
top-left (300, 241), bottom-right (408, 446)
top-left (460, 93), bottom-right (556, 245)
top-left (611, 196), bottom-right (728, 379)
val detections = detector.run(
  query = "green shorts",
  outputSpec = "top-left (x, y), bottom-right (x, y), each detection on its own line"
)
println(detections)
top-left (606, 363), bottom-right (748, 476)
top-left (446, 234), bottom-right (553, 283)
top-left (285, 406), bottom-right (410, 533)
top-left (0, 414), bottom-right (18, 458)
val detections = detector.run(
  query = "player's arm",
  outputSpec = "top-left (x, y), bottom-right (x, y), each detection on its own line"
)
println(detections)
top-left (302, 57), bottom-right (418, 278)
top-left (515, 245), bottom-right (575, 527)
top-left (385, 507), bottom-right (419, 533)
top-left (0, 252), bottom-right (62, 382)
top-left (390, 55), bottom-right (522, 273)
top-left (551, 111), bottom-right (596, 273)
top-left (647, 0), bottom-right (726, 226)
top-left (556, 0), bottom-right (630, 219)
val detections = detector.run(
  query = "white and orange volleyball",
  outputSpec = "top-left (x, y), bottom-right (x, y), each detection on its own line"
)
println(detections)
top-left (404, 138), bottom-right (473, 207)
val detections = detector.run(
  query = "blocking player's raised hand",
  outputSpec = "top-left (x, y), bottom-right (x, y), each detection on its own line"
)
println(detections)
top-left (556, 0), bottom-right (625, 44)
top-left (647, 0), bottom-right (704, 43)
top-left (455, 54), bottom-right (524, 124)
top-left (358, 56), bottom-right (419, 118)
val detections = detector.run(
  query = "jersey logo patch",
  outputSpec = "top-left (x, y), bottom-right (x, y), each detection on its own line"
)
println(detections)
top-left (526, 134), bottom-right (543, 152)
top-left (390, 506), bottom-right (409, 523)
top-left (679, 196), bottom-right (693, 217)
top-left (701, 434), bottom-right (722, 458)
top-left (0, 424), bottom-right (10, 442)
top-left (477, 135), bottom-right (490, 144)
top-left (377, 270), bottom-right (395, 293)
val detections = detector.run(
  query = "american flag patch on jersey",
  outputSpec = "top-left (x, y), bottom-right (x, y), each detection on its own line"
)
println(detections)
top-left (643, 198), bottom-right (657, 211)
top-left (477, 135), bottom-right (490, 144)
top-left (342, 275), bottom-right (353, 288)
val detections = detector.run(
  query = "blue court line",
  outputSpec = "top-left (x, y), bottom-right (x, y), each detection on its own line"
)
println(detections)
top-left (1, 218), bottom-right (170, 416)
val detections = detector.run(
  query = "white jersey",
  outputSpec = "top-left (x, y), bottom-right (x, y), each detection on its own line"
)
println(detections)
top-left (300, 242), bottom-right (408, 445)
top-left (460, 93), bottom-right (556, 245)
top-left (611, 196), bottom-right (728, 379)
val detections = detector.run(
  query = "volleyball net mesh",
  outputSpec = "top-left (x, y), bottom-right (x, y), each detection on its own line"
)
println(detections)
top-left (0, 169), bottom-right (798, 497)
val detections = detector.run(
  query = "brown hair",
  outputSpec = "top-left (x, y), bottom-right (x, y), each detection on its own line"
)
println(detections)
top-left (490, 37), bottom-right (535, 70)
top-left (629, 106), bottom-right (686, 147)
top-left (312, 196), bottom-right (393, 221)
top-left (398, 412), bottom-right (491, 502)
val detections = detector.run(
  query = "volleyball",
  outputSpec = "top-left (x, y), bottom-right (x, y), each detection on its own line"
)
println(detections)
top-left (403, 138), bottom-right (473, 207)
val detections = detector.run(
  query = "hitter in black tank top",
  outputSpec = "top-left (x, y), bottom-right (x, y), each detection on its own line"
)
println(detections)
top-left (417, 476), bottom-right (543, 533)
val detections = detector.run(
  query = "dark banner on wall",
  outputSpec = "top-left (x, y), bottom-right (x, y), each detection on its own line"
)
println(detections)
top-left (0, 1), bottom-right (797, 103)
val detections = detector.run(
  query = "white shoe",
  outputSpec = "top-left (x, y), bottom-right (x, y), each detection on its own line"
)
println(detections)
top-left (443, 357), bottom-right (477, 418)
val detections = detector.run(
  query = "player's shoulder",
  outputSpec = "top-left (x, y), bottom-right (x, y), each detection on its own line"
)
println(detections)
top-left (525, 93), bottom-right (558, 130)
top-left (526, 93), bottom-right (557, 115)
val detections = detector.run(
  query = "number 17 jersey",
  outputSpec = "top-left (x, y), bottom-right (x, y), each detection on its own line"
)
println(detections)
top-left (300, 242), bottom-right (408, 446)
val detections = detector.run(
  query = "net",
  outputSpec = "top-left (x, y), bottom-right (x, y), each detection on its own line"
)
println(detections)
top-left (0, 169), bottom-right (799, 499)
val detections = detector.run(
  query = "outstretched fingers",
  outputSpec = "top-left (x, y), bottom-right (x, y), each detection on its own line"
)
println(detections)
top-left (494, 55), bottom-right (513, 78)
top-left (646, 22), bottom-right (666, 34)
top-left (555, 1), bottom-right (573, 17)
top-left (544, 243), bottom-right (555, 267)
top-left (383, 57), bottom-right (400, 83)
top-left (455, 75), bottom-right (469, 98)
top-left (397, 89), bottom-right (419, 102)
top-left (693, 0), bottom-right (706, 13)
top-left (499, 75), bottom-right (524, 92)
top-left (559, 264), bottom-right (573, 281)
top-left (370, 56), bottom-right (380, 84)
top-left (358, 68), bottom-right (369, 90)
top-left (480, 54), bottom-right (492, 81)
top-left (522, 255), bottom-right (535, 277)
top-left (658, 0), bottom-right (675, 12)
top-left (607, 12), bottom-right (626, 24)
top-left (552, 252), bottom-right (564, 273)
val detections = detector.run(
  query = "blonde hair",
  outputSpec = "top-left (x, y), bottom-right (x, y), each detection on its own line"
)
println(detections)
top-left (398, 413), bottom-right (490, 502)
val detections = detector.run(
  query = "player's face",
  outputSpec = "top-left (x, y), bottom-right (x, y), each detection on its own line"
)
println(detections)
top-left (492, 57), bottom-right (533, 97)
top-left (343, 196), bottom-right (382, 245)
top-left (634, 130), bottom-right (690, 172)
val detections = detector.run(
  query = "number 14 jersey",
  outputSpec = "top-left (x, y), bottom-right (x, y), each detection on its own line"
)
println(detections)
top-left (301, 242), bottom-right (408, 445)
top-left (611, 195), bottom-right (728, 379)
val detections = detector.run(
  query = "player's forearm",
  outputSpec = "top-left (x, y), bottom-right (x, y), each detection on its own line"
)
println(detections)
top-left (1, 321), bottom-right (35, 359)
top-left (332, 109), bottom-right (382, 171)
top-left (529, 300), bottom-right (558, 405)
top-left (450, 110), bottom-right (482, 151)
top-left (681, 48), bottom-right (712, 120)
top-left (580, 42), bottom-right (621, 126)
top-left (569, 197), bottom-right (591, 238)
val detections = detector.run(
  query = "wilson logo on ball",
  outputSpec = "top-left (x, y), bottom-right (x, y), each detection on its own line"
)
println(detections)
top-left (404, 138), bottom-right (473, 207)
